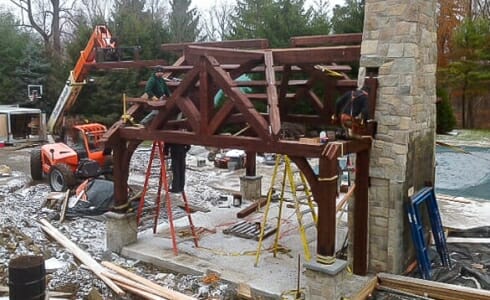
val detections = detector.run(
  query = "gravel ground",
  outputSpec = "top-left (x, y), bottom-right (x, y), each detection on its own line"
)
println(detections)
top-left (0, 145), bottom-right (235, 299)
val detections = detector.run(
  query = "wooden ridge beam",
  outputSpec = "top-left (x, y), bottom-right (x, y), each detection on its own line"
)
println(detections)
top-left (185, 45), bottom-right (265, 65)
top-left (162, 39), bottom-right (269, 52)
top-left (290, 33), bottom-right (362, 47)
top-left (273, 46), bottom-right (361, 65)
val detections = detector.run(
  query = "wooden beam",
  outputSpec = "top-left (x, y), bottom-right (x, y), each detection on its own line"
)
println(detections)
top-left (185, 45), bottom-right (265, 65)
top-left (207, 100), bottom-right (235, 135)
top-left (237, 197), bottom-right (269, 218)
top-left (273, 46), bottom-right (361, 65)
top-left (89, 59), bottom-right (167, 70)
top-left (161, 39), bottom-right (269, 52)
top-left (377, 272), bottom-right (490, 300)
top-left (177, 96), bottom-right (201, 133)
top-left (264, 50), bottom-right (281, 137)
top-left (290, 33), bottom-right (362, 47)
top-left (205, 56), bottom-right (270, 140)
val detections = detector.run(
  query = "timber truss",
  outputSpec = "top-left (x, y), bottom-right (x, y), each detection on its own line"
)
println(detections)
top-left (102, 33), bottom-right (377, 276)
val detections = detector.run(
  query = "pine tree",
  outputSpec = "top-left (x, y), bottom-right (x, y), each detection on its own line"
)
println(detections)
top-left (331, 0), bottom-right (365, 34)
top-left (168, 0), bottom-right (201, 42)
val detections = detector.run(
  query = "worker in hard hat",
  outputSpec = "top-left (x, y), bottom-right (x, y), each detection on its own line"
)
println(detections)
top-left (140, 65), bottom-right (171, 126)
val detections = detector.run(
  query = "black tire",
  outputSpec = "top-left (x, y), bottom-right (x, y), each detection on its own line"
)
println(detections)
top-left (30, 149), bottom-right (43, 180)
top-left (49, 163), bottom-right (76, 192)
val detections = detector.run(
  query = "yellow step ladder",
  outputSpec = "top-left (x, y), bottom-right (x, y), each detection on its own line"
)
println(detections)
top-left (255, 154), bottom-right (317, 266)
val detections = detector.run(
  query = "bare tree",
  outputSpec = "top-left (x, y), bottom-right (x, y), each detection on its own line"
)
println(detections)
top-left (473, 0), bottom-right (490, 17)
top-left (79, 0), bottom-right (109, 25)
top-left (202, 0), bottom-right (234, 41)
top-left (9, 0), bottom-right (75, 57)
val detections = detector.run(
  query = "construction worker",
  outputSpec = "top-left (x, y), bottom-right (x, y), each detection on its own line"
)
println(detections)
top-left (140, 66), bottom-right (171, 126)
top-left (167, 143), bottom-right (191, 193)
top-left (332, 86), bottom-right (370, 134)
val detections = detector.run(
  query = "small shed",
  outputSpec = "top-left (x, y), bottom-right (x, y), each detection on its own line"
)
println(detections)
top-left (0, 105), bottom-right (45, 144)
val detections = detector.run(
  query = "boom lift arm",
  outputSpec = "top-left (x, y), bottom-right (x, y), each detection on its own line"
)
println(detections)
top-left (47, 25), bottom-right (117, 136)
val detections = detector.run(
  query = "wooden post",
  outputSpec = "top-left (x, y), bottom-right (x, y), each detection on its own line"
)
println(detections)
top-left (314, 156), bottom-right (338, 259)
top-left (112, 140), bottom-right (130, 210)
top-left (353, 149), bottom-right (370, 275)
top-left (245, 151), bottom-right (256, 176)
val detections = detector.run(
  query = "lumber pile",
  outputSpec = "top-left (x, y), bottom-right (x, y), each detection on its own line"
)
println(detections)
top-left (39, 219), bottom-right (196, 300)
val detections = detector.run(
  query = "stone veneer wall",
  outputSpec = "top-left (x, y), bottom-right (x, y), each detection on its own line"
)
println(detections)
top-left (355, 0), bottom-right (438, 274)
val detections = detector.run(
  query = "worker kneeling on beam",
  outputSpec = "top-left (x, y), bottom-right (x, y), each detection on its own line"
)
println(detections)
top-left (140, 65), bottom-right (171, 126)
top-left (332, 86), bottom-right (370, 137)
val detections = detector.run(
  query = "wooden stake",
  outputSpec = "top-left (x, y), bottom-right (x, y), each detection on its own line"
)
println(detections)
top-left (39, 219), bottom-right (124, 296)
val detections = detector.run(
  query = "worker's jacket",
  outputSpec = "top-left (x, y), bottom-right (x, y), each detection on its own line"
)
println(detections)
top-left (145, 74), bottom-right (171, 98)
top-left (335, 90), bottom-right (369, 121)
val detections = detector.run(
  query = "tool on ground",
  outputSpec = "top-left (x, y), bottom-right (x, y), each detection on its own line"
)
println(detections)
top-left (136, 140), bottom-right (198, 255)
top-left (255, 154), bottom-right (317, 266)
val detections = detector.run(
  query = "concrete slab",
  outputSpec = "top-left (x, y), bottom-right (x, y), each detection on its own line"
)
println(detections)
top-left (122, 197), bottom-right (351, 298)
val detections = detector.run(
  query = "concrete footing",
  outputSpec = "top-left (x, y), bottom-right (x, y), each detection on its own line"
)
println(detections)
top-left (304, 259), bottom-right (348, 300)
top-left (240, 175), bottom-right (262, 201)
top-left (105, 212), bottom-right (137, 254)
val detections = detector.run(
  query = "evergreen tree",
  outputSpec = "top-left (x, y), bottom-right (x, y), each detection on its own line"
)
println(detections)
top-left (168, 0), bottom-right (201, 42)
top-left (0, 11), bottom-right (48, 105)
top-left (441, 17), bottom-right (490, 128)
top-left (229, 0), bottom-right (315, 48)
top-left (331, 0), bottom-right (364, 34)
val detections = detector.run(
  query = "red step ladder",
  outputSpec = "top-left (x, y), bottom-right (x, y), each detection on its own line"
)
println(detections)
top-left (136, 140), bottom-right (198, 255)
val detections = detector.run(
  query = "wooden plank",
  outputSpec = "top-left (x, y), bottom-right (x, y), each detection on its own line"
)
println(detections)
top-left (291, 33), bottom-right (362, 47)
top-left (352, 276), bottom-right (378, 300)
top-left (39, 219), bottom-right (125, 296)
top-left (199, 57), bottom-right (212, 135)
top-left (102, 271), bottom-right (167, 300)
top-left (237, 197), bottom-right (269, 218)
top-left (446, 237), bottom-right (490, 244)
top-left (207, 100), bottom-right (235, 135)
top-left (59, 189), bottom-right (70, 223)
top-left (378, 272), bottom-right (490, 300)
top-left (102, 261), bottom-right (196, 300)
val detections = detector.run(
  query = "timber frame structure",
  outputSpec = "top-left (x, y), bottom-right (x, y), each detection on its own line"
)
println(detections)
top-left (102, 33), bottom-right (378, 276)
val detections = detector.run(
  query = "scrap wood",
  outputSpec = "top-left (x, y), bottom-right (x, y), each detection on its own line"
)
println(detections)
top-left (102, 261), bottom-right (196, 300)
top-left (116, 282), bottom-right (167, 300)
top-left (102, 271), bottom-right (167, 300)
top-left (446, 237), bottom-right (490, 244)
top-left (39, 219), bottom-right (124, 296)
top-left (236, 197), bottom-right (268, 218)
top-left (59, 189), bottom-right (70, 223)
top-left (377, 272), bottom-right (490, 300)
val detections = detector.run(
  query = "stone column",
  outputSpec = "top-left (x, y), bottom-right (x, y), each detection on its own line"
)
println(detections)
top-left (357, 0), bottom-right (437, 274)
